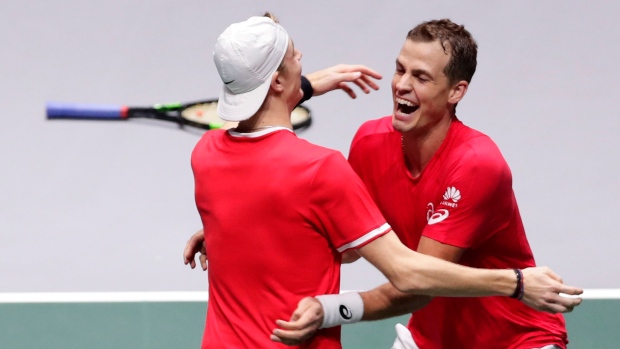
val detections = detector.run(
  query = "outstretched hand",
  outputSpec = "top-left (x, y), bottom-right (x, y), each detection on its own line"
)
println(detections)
top-left (271, 297), bottom-right (324, 346)
top-left (521, 267), bottom-right (583, 313)
top-left (305, 64), bottom-right (382, 99)
top-left (183, 229), bottom-right (207, 270)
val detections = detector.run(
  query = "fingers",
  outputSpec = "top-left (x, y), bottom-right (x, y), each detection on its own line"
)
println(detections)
top-left (183, 248), bottom-right (193, 267)
top-left (542, 302), bottom-right (572, 314)
top-left (338, 82), bottom-right (356, 99)
top-left (558, 285), bottom-right (583, 296)
top-left (199, 253), bottom-right (208, 271)
top-left (520, 267), bottom-right (585, 314)
top-left (306, 64), bottom-right (382, 98)
top-left (339, 70), bottom-right (381, 94)
top-left (354, 73), bottom-right (381, 93)
top-left (183, 229), bottom-right (206, 269)
top-left (543, 295), bottom-right (582, 313)
top-left (271, 314), bottom-right (319, 346)
top-left (270, 297), bottom-right (323, 345)
top-left (555, 295), bottom-right (583, 310)
top-left (338, 64), bottom-right (383, 80)
top-left (270, 327), bottom-right (315, 346)
top-left (183, 243), bottom-right (196, 267)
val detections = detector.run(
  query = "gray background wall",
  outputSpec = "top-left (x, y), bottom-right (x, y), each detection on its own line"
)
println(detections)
top-left (0, 1), bottom-right (618, 293)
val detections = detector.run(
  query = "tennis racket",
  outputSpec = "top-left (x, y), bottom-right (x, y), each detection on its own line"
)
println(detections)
top-left (46, 99), bottom-right (312, 131)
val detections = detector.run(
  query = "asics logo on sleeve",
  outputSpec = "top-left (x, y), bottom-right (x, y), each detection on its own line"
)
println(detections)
top-left (427, 202), bottom-right (450, 225)
top-left (428, 209), bottom-right (449, 224)
top-left (339, 305), bottom-right (353, 319)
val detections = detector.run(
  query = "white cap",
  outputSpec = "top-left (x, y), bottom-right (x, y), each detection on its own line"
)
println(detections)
top-left (213, 16), bottom-right (290, 122)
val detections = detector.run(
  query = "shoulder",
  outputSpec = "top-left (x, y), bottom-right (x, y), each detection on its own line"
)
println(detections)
top-left (192, 129), bottom-right (225, 154)
top-left (447, 122), bottom-right (511, 180)
top-left (351, 116), bottom-right (394, 149)
top-left (349, 116), bottom-right (395, 160)
top-left (291, 136), bottom-right (346, 163)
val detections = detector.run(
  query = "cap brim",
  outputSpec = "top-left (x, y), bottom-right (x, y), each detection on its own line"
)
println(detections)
top-left (217, 76), bottom-right (272, 122)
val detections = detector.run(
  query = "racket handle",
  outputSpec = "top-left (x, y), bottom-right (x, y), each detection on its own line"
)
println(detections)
top-left (46, 102), bottom-right (128, 120)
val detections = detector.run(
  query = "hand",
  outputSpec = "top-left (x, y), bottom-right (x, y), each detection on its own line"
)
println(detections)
top-left (305, 64), bottom-right (382, 99)
top-left (270, 297), bottom-right (324, 346)
top-left (520, 267), bottom-right (583, 313)
top-left (183, 229), bottom-right (207, 270)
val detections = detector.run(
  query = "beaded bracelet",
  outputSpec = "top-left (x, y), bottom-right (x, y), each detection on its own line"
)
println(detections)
top-left (510, 268), bottom-right (525, 300)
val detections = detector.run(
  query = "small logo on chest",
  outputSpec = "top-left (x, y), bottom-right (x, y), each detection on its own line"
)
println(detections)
top-left (427, 187), bottom-right (461, 225)
top-left (440, 186), bottom-right (461, 208)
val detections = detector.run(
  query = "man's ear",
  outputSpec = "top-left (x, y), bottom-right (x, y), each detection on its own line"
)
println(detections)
top-left (270, 71), bottom-right (284, 92)
top-left (448, 80), bottom-right (468, 105)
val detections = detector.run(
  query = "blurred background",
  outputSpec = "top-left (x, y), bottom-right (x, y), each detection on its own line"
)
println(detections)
top-left (1, 0), bottom-right (618, 294)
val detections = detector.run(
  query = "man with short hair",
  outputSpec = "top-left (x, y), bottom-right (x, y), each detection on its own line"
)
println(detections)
top-left (188, 15), bottom-right (581, 349)
top-left (274, 19), bottom-right (573, 349)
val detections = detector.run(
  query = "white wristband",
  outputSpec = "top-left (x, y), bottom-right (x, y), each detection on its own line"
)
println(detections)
top-left (315, 292), bottom-right (364, 329)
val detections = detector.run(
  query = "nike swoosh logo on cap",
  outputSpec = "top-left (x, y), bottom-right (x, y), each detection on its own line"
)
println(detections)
top-left (224, 80), bottom-right (235, 84)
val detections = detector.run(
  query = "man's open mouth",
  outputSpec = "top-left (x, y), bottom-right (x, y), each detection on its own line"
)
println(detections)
top-left (396, 97), bottom-right (419, 115)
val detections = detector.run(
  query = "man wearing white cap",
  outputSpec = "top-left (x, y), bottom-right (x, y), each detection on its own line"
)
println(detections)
top-left (189, 15), bottom-right (582, 349)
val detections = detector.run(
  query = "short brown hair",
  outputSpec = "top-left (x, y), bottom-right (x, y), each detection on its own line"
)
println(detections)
top-left (263, 12), bottom-right (279, 23)
top-left (407, 19), bottom-right (477, 85)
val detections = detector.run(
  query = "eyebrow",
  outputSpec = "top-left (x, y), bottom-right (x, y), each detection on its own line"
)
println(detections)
top-left (395, 58), bottom-right (433, 78)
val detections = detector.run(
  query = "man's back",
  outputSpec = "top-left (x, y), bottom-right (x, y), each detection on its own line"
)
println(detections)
top-left (192, 128), bottom-right (390, 348)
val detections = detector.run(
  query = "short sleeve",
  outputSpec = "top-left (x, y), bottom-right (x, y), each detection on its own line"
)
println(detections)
top-left (422, 145), bottom-right (514, 249)
top-left (308, 152), bottom-right (391, 252)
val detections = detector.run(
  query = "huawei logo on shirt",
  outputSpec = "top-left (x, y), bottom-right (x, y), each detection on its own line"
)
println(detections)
top-left (427, 187), bottom-right (461, 225)
top-left (440, 186), bottom-right (461, 208)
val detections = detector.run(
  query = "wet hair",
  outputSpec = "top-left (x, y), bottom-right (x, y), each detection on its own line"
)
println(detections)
top-left (407, 19), bottom-right (477, 85)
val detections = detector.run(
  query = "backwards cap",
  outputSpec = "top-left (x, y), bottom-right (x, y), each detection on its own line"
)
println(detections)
top-left (213, 16), bottom-right (289, 122)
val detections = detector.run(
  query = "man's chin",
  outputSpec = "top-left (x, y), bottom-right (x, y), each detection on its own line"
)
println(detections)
top-left (392, 114), bottom-right (409, 132)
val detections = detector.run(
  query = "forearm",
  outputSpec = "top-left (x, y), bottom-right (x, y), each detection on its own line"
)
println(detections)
top-left (396, 252), bottom-right (516, 297)
top-left (358, 232), bottom-right (516, 297)
top-left (360, 283), bottom-right (431, 321)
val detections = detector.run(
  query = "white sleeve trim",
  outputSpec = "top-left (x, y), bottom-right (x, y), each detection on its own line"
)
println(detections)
top-left (336, 222), bottom-right (391, 252)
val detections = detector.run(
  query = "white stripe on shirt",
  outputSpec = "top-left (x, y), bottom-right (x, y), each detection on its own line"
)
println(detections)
top-left (228, 127), bottom-right (293, 138)
top-left (337, 223), bottom-right (392, 252)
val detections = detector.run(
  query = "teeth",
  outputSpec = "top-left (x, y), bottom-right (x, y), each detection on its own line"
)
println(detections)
top-left (396, 97), bottom-right (415, 107)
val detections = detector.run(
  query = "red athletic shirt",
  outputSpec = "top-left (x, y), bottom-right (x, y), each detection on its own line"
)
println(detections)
top-left (349, 117), bottom-right (567, 349)
top-left (192, 128), bottom-right (390, 349)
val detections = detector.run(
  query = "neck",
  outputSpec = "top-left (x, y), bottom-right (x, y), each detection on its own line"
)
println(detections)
top-left (401, 115), bottom-right (454, 178)
top-left (235, 97), bottom-right (293, 132)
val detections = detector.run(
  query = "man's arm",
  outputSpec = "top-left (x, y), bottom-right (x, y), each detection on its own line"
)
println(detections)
top-left (356, 232), bottom-right (523, 297)
top-left (359, 236), bottom-right (462, 319)
top-left (303, 64), bottom-right (382, 99)
top-left (348, 238), bottom-right (457, 320)
top-left (271, 232), bottom-right (582, 345)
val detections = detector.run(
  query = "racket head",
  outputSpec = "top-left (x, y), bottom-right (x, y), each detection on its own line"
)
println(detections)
top-left (290, 104), bottom-right (312, 131)
top-left (175, 100), bottom-right (224, 130)
top-left (178, 100), bottom-right (312, 131)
